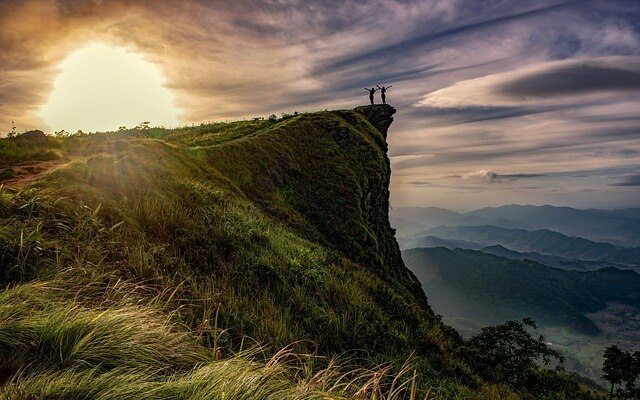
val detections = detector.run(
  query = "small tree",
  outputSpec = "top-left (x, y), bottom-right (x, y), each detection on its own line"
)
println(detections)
top-left (8, 121), bottom-right (16, 137)
top-left (603, 345), bottom-right (640, 399)
top-left (135, 121), bottom-right (151, 130)
top-left (466, 318), bottom-right (564, 387)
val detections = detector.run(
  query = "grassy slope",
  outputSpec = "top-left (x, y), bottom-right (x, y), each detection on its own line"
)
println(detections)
top-left (0, 108), bottom-right (480, 399)
top-left (0, 107), bottom-right (594, 399)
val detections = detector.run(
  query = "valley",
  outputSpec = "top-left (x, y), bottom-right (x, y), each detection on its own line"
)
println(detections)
top-left (396, 205), bottom-right (640, 385)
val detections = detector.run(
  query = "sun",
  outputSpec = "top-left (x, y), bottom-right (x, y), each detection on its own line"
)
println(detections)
top-left (41, 43), bottom-right (180, 133)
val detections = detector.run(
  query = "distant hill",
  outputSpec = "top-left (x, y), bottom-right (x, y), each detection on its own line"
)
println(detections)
top-left (389, 216), bottom-right (430, 237)
top-left (467, 205), bottom-right (640, 246)
top-left (478, 245), bottom-right (628, 271)
top-left (402, 247), bottom-right (640, 335)
top-left (398, 235), bottom-right (484, 251)
top-left (425, 225), bottom-right (640, 266)
top-left (586, 208), bottom-right (640, 220)
top-left (392, 205), bottom-right (640, 247)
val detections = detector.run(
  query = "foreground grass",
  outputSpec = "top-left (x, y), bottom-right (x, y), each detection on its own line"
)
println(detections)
top-left (0, 279), bottom-right (444, 400)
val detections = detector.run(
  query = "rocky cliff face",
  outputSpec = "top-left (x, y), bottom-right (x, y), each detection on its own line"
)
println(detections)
top-left (355, 104), bottom-right (396, 139)
top-left (354, 105), bottom-right (429, 306)
top-left (208, 104), bottom-right (431, 311)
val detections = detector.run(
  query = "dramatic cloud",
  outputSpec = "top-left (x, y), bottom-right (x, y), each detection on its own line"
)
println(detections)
top-left (457, 170), bottom-right (545, 184)
top-left (414, 57), bottom-right (640, 108)
top-left (1, 0), bottom-right (639, 209)
top-left (610, 174), bottom-right (640, 187)
top-left (498, 62), bottom-right (640, 97)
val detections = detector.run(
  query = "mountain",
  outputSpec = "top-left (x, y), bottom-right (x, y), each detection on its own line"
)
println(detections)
top-left (0, 105), bottom-right (605, 399)
top-left (389, 216), bottom-right (430, 237)
top-left (393, 205), bottom-right (640, 247)
top-left (403, 247), bottom-right (640, 385)
top-left (586, 208), bottom-right (640, 220)
top-left (402, 247), bottom-right (640, 335)
top-left (478, 245), bottom-right (626, 271)
top-left (391, 207), bottom-right (505, 235)
top-left (1, 105), bottom-right (483, 398)
top-left (392, 207), bottom-right (463, 226)
top-left (425, 225), bottom-right (640, 266)
top-left (399, 235), bottom-right (485, 251)
top-left (467, 205), bottom-right (640, 246)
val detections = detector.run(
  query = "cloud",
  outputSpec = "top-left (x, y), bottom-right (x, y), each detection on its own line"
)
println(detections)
top-left (463, 169), bottom-right (500, 183)
top-left (498, 63), bottom-right (640, 97)
top-left (414, 57), bottom-right (640, 108)
top-left (610, 174), bottom-right (640, 186)
top-left (457, 170), bottom-right (545, 184)
top-left (1, 0), bottom-right (640, 209)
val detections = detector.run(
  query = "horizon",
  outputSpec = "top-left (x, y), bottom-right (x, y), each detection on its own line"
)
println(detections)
top-left (2, 1), bottom-right (639, 209)
top-left (393, 203), bottom-right (640, 214)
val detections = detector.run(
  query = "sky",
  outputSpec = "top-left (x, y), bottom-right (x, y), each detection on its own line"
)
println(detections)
top-left (1, 0), bottom-right (639, 210)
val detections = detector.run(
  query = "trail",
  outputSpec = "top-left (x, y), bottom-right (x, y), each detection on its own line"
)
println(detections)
top-left (0, 159), bottom-right (68, 186)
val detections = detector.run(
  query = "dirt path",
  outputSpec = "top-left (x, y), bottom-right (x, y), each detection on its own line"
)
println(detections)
top-left (0, 159), bottom-right (69, 187)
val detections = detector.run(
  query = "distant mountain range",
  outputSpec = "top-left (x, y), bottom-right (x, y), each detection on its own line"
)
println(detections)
top-left (402, 247), bottom-right (640, 335)
top-left (422, 225), bottom-right (640, 267)
top-left (392, 205), bottom-right (640, 247)
top-left (478, 245), bottom-right (627, 271)
top-left (397, 204), bottom-right (640, 386)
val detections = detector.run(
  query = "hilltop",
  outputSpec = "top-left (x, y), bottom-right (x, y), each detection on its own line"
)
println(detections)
top-left (0, 105), bottom-right (598, 399)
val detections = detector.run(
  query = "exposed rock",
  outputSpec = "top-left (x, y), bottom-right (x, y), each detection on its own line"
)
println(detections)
top-left (325, 121), bottom-right (350, 148)
top-left (353, 104), bottom-right (429, 307)
top-left (16, 130), bottom-right (48, 143)
top-left (354, 104), bottom-right (396, 138)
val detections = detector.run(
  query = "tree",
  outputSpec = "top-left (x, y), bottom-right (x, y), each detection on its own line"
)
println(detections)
top-left (135, 121), bottom-right (150, 130)
top-left (603, 345), bottom-right (640, 399)
top-left (8, 121), bottom-right (16, 138)
top-left (466, 318), bottom-right (564, 387)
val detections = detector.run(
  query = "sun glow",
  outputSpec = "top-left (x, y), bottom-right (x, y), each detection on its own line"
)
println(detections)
top-left (41, 43), bottom-right (180, 133)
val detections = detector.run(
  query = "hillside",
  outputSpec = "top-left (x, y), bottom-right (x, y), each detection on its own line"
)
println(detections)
top-left (402, 247), bottom-right (640, 334)
top-left (0, 106), bottom-right (601, 399)
top-left (402, 246), bottom-right (640, 384)
top-left (0, 106), bottom-right (464, 399)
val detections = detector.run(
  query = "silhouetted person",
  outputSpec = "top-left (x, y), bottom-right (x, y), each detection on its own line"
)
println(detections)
top-left (377, 85), bottom-right (392, 104)
top-left (364, 87), bottom-right (378, 105)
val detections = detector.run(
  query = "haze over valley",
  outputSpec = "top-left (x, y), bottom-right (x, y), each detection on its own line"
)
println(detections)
top-left (394, 204), bottom-right (640, 384)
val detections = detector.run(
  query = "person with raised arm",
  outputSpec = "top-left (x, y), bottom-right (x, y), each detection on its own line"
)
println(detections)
top-left (364, 87), bottom-right (378, 105)
top-left (377, 85), bottom-right (392, 104)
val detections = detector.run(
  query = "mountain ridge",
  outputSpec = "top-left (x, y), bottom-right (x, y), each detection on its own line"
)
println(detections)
top-left (393, 204), bottom-right (640, 246)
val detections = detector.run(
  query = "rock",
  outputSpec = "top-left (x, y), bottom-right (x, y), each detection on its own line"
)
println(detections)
top-left (325, 121), bottom-right (351, 148)
top-left (16, 130), bottom-right (48, 143)
top-left (353, 104), bottom-right (396, 139)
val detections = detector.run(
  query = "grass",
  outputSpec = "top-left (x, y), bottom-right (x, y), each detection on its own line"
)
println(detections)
top-left (0, 279), bottom-right (445, 400)
top-left (0, 107), bottom-right (598, 399)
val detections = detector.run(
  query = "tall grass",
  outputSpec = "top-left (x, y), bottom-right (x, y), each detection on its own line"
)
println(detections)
top-left (0, 280), bottom-right (445, 400)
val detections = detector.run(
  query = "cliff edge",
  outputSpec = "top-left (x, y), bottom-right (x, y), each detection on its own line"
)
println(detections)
top-left (0, 106), bottom-right (469, 398)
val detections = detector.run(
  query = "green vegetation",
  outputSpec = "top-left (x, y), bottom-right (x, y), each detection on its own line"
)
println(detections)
top-left (0, 106), bottom-right (601, 398)
top-left (464, 318), bottom-right (564, 390)
top-left (602, 345), bottom-right (640, 399)
top-left (402, 247), bottom-right (640, 334)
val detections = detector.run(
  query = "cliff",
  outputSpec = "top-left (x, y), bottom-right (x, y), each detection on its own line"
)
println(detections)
top-left (0, 106), bottom-right (472, 398)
